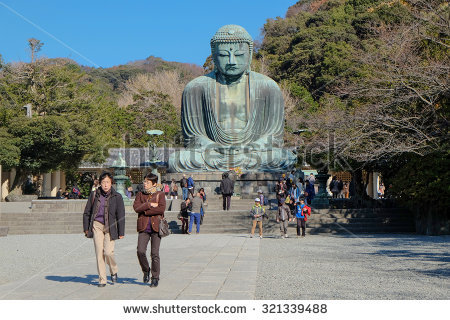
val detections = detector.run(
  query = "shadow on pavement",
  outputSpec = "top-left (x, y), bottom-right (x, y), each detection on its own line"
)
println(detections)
top-left (45, 274), bottom-right (144, 286)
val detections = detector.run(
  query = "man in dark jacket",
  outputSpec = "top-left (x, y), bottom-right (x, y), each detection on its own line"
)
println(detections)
top-left (83, 172), bottom-right (125, 287)
top-left (220, 172), bottom-right (234, 211)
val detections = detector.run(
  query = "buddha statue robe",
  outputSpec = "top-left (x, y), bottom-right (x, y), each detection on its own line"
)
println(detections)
top-left (168, 70), bottom-right (297, 172)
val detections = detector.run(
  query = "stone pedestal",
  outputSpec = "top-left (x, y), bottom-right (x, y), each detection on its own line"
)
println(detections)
top-left (311, 172), bottom-right (331, 208)
top-left (162, 171), bottom-right (282, 199)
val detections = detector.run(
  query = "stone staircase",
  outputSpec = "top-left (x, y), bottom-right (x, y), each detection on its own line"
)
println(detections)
top-left (0, 199), bottom-right (415, 235)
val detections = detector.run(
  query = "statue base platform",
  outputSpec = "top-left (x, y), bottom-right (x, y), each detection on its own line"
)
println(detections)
top-left (162, 172), bottom-right (283, 199)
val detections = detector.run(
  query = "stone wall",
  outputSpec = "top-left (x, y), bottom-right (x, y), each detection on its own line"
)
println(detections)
top-left (162, 172), bottom-right (283, 199)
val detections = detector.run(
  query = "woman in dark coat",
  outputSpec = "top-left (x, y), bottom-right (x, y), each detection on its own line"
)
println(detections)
top-left (83, 172), bottom-right (125, 287)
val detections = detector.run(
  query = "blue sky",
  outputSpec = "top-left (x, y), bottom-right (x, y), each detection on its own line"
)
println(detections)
top-left (0, 0), bottom-right (297, 68)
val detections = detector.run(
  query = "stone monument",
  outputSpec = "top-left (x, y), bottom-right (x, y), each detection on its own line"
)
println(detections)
top-left (169, 24), bottom-right (296, 172)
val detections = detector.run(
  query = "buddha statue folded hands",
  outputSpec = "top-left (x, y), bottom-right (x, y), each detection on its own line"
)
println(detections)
top-left (169, 25), bottom-right (297, 172)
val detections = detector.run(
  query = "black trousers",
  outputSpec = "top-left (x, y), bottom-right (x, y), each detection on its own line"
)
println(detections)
top-left (297, 218), bottom-right (306, 236)
top-left (137, 230), bottom-right (161, 280)
top-left (223, 194), bottom-right (231, 210)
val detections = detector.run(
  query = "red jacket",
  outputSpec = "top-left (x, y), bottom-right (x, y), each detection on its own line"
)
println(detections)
top-left (303, 205), bottom-right (311, 221)
top-left (296, 204), bottom-right (311, 221)
top-left (134, 191), bottom-right (166, 232)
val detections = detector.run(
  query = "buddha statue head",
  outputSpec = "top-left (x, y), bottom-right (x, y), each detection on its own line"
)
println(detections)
top-left (210, 25), bottom-right (253, 80)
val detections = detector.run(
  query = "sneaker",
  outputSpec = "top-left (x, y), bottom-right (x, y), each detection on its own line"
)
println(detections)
top-left (250, 234), bottom-right (253, 238)
top-left (285, 234), bottom-right (289, 238)
top-left (259, 235), bottom-right (263, 239)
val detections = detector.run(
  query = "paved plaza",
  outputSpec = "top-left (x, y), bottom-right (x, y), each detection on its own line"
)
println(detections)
top-left (0, 233), bottom-right (448, 299)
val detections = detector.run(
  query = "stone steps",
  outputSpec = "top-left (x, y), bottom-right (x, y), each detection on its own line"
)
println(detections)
top-left (1, 206), bottom-right (415, 235)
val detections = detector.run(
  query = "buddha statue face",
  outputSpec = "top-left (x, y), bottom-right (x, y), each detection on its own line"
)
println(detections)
top-left (213, 42), bottom-right (250, 77)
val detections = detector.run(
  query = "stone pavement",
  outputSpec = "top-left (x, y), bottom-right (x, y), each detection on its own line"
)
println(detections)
top-left (0, 233), bottom-right (448, 299)
top-left (0, 234), bottom-right (258, 300)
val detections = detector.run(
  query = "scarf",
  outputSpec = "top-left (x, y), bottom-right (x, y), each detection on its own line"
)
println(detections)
top-left (93, 187), bottom-right (111, 232)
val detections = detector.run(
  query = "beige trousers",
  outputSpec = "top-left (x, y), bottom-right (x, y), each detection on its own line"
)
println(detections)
top-left (251, 220), bottom-right (263, 236)
top-left (93, 220), bottom-right (118, 284)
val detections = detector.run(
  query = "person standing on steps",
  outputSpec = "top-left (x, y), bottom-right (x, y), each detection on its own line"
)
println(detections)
top-left (188, 190), bottom-right (204, 234)
top-left (199, 187), bottom-right (207, 224)
top-left (134, 173), bottom-right (166, 288)
top-left (170, 178), bottom-right (178, 199)
top-left (277, 198), bottom-right (292, 238)
top-left (179, 198), bottom-right (191, 234)
top-left (220, 172), bottom-right (234, 211)
top-left (250, 198), bottom-right (265, 238)
top-left (295, 199), bottom-right (311, 237)
top-left (187, 174), bottom-right (195, 198)
top-left (304, 180), bottom-right (315, 205)
top-left (180, 174), bottom-right (188, 200)
top-left (83, 172), bottom-right (125, 287)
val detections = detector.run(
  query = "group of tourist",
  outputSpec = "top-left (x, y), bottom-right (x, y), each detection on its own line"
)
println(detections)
top-left (276, 171), bottom-right (316, 205)
top-left (83, 172), bottom-right (165, 288)
top-left (329, 176), bottom-right (350, 199)
top-left (81, 169), bottom-right (317, 288)
top-left (249, 196), bottom-right (311, 239)
top-left (178, 188), bottom-right (208, 234)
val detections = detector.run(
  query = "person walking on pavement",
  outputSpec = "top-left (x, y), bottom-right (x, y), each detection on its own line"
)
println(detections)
top-left (250, 198), bottom-right (265, 238)
top-left (83, 172), bottom-right (125, 287)
top-left (295, 199), bottom-right (311, 237)
top-left (180, 174), bottom-right (188, 200)
top-left (220, 172), bottom-right (234, 211)
top-left (134, 173), bottom-right (166, 287)
top-left (187, 174), bottom-right (195, 198)
top-left (188, 190), bottom-right (204, 234)
top-left (277, 198), bottom-right (292, 238)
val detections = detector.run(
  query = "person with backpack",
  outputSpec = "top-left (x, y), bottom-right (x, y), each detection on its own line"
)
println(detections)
top-left (180, 174), bottom-right (188, 200)
top-left (295, 199), bottom-right (311, 237)
top-left (220, 172), bottom-right (234, 211)
top-left (187, 174), bottom-right (195, 198)
top-left (277, 198), bottom-right (292, 238)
